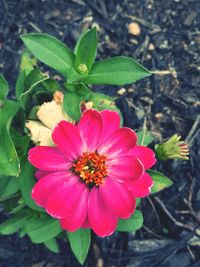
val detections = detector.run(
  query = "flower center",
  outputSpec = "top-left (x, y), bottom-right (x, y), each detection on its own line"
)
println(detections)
top-left (72, 152), bottom-right (107, 187)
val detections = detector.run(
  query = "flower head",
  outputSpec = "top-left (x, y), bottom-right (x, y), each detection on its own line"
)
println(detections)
top-left (155, 134), bottom-right (189, 161)
top-left (28, 110), bottom-right (156, 237)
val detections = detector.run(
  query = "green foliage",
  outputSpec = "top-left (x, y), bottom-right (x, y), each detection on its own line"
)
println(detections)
top-left (18, 158), bottom-right (43, 212)
top-left (148, 170), bottom-right (173, 193)
top-left (0, 100), bottom-right (20, 177)
top-left (19, 68), bottom-right (49, 109)
top-left (137, 130), bottom-right (154, 146)
top-left (63, 84), bottom-right (92, 121)
top-left (20, 48), bottom-right (37, 75)
top-left (44, 238), bottom-right (60, 253)
top-left (0, 210), bottom-right (30, 235)
top-left (21, 33), bottom-right (75, 77)
top-left (0, 175), bottom-right (19, 201)
top-left (117, 210), bottom-right (143, 232)
top-left (81, 56), bottom-right (151, 85)
top-left (68, 228), bottom-right (91, 265)
top-left (24, 214), bottom-right (62, 244)
top-left (75, 28), bottom-right (97, 73)
top-left (0, 74), bottom-right (9, 99)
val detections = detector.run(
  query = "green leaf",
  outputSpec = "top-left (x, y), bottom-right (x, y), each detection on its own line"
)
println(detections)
top-left (44, 237), bottom-right (59, 253)
top-left (25, 215), bottom-right (62, 244)
top-left (42, 78), bottom-right (61, 93)
top-left (16, 71), bottom-right (26, 100)
top-left (0, 74), bottom-right (9, 99)
top-left (0, 100), bottom-right (20, 177)
top-left (81, 56), bottom-right (151, 85)
top-left (63, 84), bottom-right (92, 121)
top-left (68, 228), bottom-right (91, 265)
top-left (0, 210), bottom-right (30, 235)
top-left (19, 68), bottom-right (49, 109)
top-left (75, 28), bottom-right (97, 72)
top-left (0, 175), bottom-right (19, 199)
top-left (117, 210), bottom-right (143, 232)
top-left (137, 130), bottom-right (153, 146)
top-left (21, 33), bottom-right (75, 77)
top-left (10, 128), bottom-right (30, 160)
top-left (148, 170), bottom-right (173, 193)
top-left (18, 158), bottom-right (43, 212)
top-left (20, 48), bottom-right (37, 75)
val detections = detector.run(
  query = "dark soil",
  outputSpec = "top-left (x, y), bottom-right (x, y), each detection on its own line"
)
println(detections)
top-left (0, 0), bottom-right (200, 266)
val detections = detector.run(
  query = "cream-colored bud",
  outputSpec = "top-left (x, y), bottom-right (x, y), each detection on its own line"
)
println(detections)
top-left (37, 100), bottom-right (72, 129)
top-left (25, 120), bottom-right (54, 146)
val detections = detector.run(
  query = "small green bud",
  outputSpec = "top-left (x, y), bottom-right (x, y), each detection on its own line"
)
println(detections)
top-left (77, 64), bottom-right (88, 74)
top-left (155, 134), bottom-right (189, 161)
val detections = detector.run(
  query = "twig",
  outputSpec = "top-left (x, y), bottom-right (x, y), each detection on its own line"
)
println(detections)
top-left (147, 196), bottom-right (161, 228)
top-left (142, 225), bottom-right (164, 239)
top-left (154, 197), bottom-right (195, 231)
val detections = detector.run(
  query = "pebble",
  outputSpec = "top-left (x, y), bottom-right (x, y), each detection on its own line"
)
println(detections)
top-left (148, 43), bottom-right (155, 51)
top-left (117, 88), bottom-right (126, 95)
top-left (128, 22), bottom-right (141, 36)
top-left (183, 11), bottom-right (197, 26)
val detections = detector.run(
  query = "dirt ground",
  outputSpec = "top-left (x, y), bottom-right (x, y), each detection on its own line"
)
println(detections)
top-left (0, 0), bottom-right (200, 266)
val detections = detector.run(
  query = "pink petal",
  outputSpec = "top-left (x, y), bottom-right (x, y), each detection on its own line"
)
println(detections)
top-left (52, 120), bottom-right (83, 160)
top-left (35, 170), bottom-right (52, 180)
top-left (81, 216), bottom-right (90, 229)
top-left (101, 110), bottom-right (120, 142)
top-left (60, 187), bottom-right (89, 232)
top-left (45, 175), bottom-right (87, 219)
top-left (98, 127), bottom-right (137, 157)
top-left (128, 145), bottom-right (156, 170)
top-left (88, 187), bottom-right (117, 237)
top-left (32, 171), bottom-right (72, 207)
top-left (78, 109), bottom-right (103, 151)
top-left (128, 172), bottom-right (153, 198)
top-left (108, 156), bottom-right (144, 181)
top-left (99, 178), bottom-right (136, 219)
top-left (29, 147), bottom-right (71, 171)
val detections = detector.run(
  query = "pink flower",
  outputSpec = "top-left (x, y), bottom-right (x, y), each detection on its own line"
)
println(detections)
top-left (28, 110), bottom-right (156, 237)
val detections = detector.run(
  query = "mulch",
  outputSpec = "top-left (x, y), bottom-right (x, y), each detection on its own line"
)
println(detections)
top-left (0, 0), bottom-right (200, 266)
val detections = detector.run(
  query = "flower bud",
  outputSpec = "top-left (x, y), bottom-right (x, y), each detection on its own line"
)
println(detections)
top-left (155, 134), bottom-right (189, 161)
top-left (77, 64), bottom-right (88, 74)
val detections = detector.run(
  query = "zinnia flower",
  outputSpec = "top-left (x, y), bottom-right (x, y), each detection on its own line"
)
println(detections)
top-left (28, 109), bottom-right (156, 237)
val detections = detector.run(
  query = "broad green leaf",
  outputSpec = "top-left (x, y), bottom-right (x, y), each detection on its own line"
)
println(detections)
top-left (44, 238), bottom-right (59, 253)
top-left (81, 56), bottom-right (151, 85)
top-left (68, 228), bottom-right (91, 265)
top-left (20, 48), bottom-right (37, 75)
top-left (21, 33), bottom-right (75, 77)
top-left (0, 74), bottom-right (8, 99)
top-left (19, 68), bottom-right (49, 109)
top-left (25, 215), bottom-right (62, 243)
top-left (0, 100), bottom-right (20, 177)
top-left (0, 175), bottom-right (19, 200)
top-left (0, 210), bottom-right (30, 235)
top-left (148, 170), bottom-right (173, 193)
top-left (137, 130), bottom-right (153, 146)
top-left (63, 85), bottom-right (92, 121)
top-left (18, 158), bottom-right (43, 212)
top-left (75, 28), bottom-right (97, 72)
top-left (117, 210), bottom-right (143, 232)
